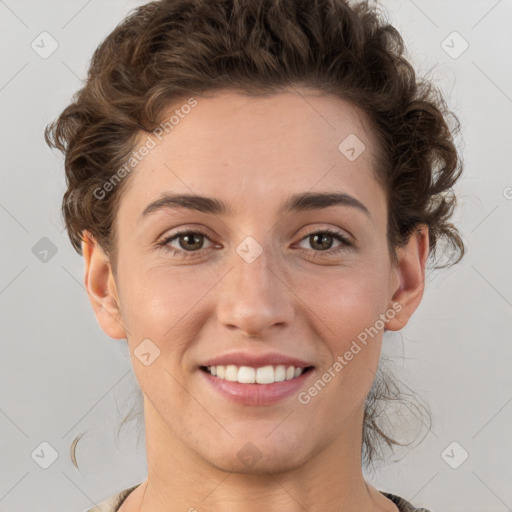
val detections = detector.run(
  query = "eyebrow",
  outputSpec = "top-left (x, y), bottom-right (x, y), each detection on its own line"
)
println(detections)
top-left (140, 191), bottom-right (371, 220)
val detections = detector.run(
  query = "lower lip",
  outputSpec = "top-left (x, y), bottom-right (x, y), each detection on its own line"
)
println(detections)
top-left (199, 367), bottom-right (315, 406)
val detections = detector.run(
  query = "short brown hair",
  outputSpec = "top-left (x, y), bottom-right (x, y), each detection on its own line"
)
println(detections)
top-left (45, 0), bottom-right (465, 469)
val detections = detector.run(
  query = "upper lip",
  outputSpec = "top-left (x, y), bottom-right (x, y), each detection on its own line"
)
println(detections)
top-left (200, 351), bottom-right (314, 369)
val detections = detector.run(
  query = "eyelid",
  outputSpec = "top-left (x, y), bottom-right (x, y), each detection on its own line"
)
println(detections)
top-left (157, 224), bottom-right (215, 242)
top-left (299, 225), bottom-right (353, 242)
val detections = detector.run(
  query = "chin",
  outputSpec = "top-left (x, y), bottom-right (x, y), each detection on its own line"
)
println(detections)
top-left (214, 453), bottom-right (305, 475)
top-left (202, 437), bottom-right (309, 475)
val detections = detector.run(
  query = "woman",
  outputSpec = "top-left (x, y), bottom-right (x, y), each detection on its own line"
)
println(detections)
top-left (45, 0), bottom-right (464, 510)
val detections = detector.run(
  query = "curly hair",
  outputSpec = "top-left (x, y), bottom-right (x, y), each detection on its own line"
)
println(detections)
top-left (45, 0), bottom-right (465, 471)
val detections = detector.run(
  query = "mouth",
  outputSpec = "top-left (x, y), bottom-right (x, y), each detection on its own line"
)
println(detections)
top-left (198, 363), bottom-right (316, 406)
top-left (199, 364), bottom-right (315, 384)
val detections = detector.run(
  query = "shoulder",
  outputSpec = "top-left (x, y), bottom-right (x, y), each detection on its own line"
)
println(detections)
top-left (83, 483), bottom-right (142, 512)
top-left (380, 491), bottom-right (433, 512)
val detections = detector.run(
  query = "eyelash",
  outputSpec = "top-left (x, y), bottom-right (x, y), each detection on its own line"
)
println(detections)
top-left (157, 228), bottom-right (353, 259)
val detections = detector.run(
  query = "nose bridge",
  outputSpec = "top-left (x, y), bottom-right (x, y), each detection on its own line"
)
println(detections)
top-left (216, 236), bottom-right (293, 336)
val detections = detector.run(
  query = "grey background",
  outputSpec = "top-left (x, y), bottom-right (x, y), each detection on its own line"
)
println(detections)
top-left (1, 1), bottom-right (511, 511)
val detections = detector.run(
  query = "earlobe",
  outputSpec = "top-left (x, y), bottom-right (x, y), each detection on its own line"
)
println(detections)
top-left (385, 225), bottom-right (429, 331)
top-left (82, 230), bottom-right (127, 340)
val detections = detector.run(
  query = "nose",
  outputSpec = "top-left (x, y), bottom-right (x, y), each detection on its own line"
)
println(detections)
top-left (216, 241), bottom-right (295, 338)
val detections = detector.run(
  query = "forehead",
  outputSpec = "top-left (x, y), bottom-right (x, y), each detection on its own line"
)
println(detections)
top-left (118, 89), bottom-right (385, 223)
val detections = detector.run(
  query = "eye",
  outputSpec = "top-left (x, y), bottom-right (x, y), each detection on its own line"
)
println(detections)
top-left (157, 227), bottom-right (353, 260)
top-left (296, 229), bottom-right (353, 256)
top-left (158, 229), bottom-right (216, 258)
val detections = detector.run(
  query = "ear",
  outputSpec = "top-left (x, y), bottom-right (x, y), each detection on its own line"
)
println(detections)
top-left (81, 230), bottom-right (127, 340)
top-left (385, 224), bottom-right (429, 331)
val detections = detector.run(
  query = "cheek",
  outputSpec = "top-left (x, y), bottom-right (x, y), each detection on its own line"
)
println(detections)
top-left (296, 265), bottom-right (390, 393)
top-left (300, 264), bottom-right (390, 342)
top-left (121, 254), bottom-right (391, 340)
top-left (118, 266), bottom-right (217, 359)
top-left (119, 269), bottom-right (212, 405)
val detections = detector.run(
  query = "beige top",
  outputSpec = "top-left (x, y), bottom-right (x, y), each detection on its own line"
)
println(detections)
top-left (85, 483), bottom-right (432, 512)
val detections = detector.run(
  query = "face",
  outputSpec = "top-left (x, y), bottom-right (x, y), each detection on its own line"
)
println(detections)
top-left (84, 88), bottom-right (428, 475)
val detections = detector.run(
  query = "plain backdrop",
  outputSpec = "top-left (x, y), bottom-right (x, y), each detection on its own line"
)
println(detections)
top-left (1, 1), bottom-right (511, 511)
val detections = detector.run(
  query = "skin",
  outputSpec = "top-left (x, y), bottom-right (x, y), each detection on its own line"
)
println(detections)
top-left (82, 88), bottom-right (428, 512)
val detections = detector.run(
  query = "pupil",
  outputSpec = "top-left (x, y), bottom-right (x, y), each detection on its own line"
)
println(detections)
top-left (181, 233), bottom-right (202, 250)
top-left (312, 233), bottom-right (332, 251)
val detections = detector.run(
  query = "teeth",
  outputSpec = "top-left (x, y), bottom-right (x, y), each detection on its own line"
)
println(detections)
top-left (205, 364), bottom-right (308, 384)
top-left (225, 364), bottom-right (238, 381)
top-left (238, 366), bottom-right (256, 383)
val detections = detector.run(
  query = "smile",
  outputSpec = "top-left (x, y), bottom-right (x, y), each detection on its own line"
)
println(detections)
top-left (200, 364), bottom-right (313, 384)
top-left (199, 365), bottom-right (315, 406)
